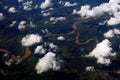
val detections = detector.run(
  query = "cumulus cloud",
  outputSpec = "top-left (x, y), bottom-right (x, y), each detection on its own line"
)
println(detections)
top-left (0, 13), bottom-right (5, 20)
top-left (57, 36), bottom-right (65, 41)
top-left (107, 17), bottom-right (120, 26)
top-left (42, 12), bottom-right (50, 17)
top-left (8, 7), bottom-right (17, 13)
top-left (85, 66), bottom-right (95, 71)
top-left (50, 17), bottom-right (66, 24)
top-left (99, 20), bottom-right (108, 25)
top-left (29, 21), bottom-right (35, 27)
top-left (21, 34), bottom-right (42, 47)
top-left (75, 0), bottom-right (120, 25)
top-left (64, 2), bottom-right (77, 7)
top-left (34, 46), bottom-right (46, 54)
top-left (41, 29), bottom-right (49, 34)
top-left (22, 1), bottom-right (33, 11)
top-left (35, 52), bottom-right (61, 74)
top-left (18, 21), bottom-right (26, 30)
top-left (104, 29), bottom-right (120, 38)
top-left (50, 17), bottom-right (66, 22)
top-left (43, 42), bottom-right (50, 47)
top-left (58, 1), bottom-right (64, 5)
top-left (9, 21), bottom-right (17, 27)
top-left (114, 28), bottom-right (120, 34)
top-left (40, 0), bottom-right (53, 9)
top-left (5, 59), bottom-right (13, 66)
top-left (41, 8), bottom-right (53, 13)
top-left (72, 9), bottom-right (77, 14)
top-left (3, 6), bottom-right (9, 10)
top-left (49, 43), bottom-right (57, 49)
top-left (86, 39), bottom-right (116, 65)
top-left (104, 29), bottom-right (114, 38)
top-left (18, 0), bottom-right (24, 3)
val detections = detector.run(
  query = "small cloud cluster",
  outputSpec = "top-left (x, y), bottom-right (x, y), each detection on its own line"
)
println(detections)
top-left (34, 46), bottom-right (46, 54)
top-left (48, 43), bottom-right (58, 52)
top-left (49, 43), bottom-right (57, 49)
top-left (8, 7), bottom-right (17, 13)
top-left (42, 12), bottom-right (50, 17)
top-left (39, 42), bottom-right (58, 53)
top-left (58, 1), bottom-right (77, 7)
top-left (57, 36), bottom-right (65, 41)
top-left (86, 39), bottom-right (116, 65)
top-left (64, 2), bottom-right (77, 7)
top-left (50, 17), bottom-right (66, 23)
top-left (3, 6), bottom-right (9, 10)
top-left (35, 52), bottom-right (61, 74)
top-left (0, 13), bottom-right (5, 20)
top-left (41, 8), bottom-right (53, 13)
top-left (29, 21), bottom-right (36, 27)
top-left (22, 1), bottom-right (33, 11)
top-left (58, 1), bottom-right (64, 5)
top-left (74, 0), bottom-right (120, 25)
top-left (5, 59), bottom-right (13, 66)
top-left (40, 0), bottom-right (53, 9)
top-left (99, 20), bottom-right (108, 25)
top-left (21, 34), bottom-right (42, 47)
top-left (104, 29), bottom-right (114, 38)
top-left (9, 21), bottom-right (17, 27)
top-left (107, 17), bottom-right (120, 26)
top-left (85, 66), bottom-right (95, 71)
top-left (18, 0), bottom-right (24, 3)
top-left (41, 29), bottom-right (49, 34)
top-left (114, 28), bottom-right (120, 34)
top-left (104, 29), bottom-right (120, 38)
top-left (18, 21), bottom-right (26, 30)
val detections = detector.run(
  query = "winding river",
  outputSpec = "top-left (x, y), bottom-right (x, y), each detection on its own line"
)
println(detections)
top-left (0, 18), bottom-right (98, 63)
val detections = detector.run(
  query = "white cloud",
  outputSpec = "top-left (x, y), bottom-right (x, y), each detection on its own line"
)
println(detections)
top-left (99, 20), bottom-right (108, 25)
top-left (64, 2), bottom-right (77, 7)
top-left (49, 43), bottom-right (57, 49)
top-left (75, 0), bottom-right (120, 25)
top-left (0, 13), bottom-right (5, 20)
top-left (40, 0), bottom-right (53, 9)
top-left (43, 42), bottom-right (50, 47)
top-left (8, 7), bottom-right (17, 13)
top-left (18, 0), bottom-right (24, 3)
top-left (50, 17), bottom-right (66, 22)
top-left (107, 17), bottom-right (120, 26)
top-left (35, 52), bottom-right (61, 74)
top-left (18, 21), bottom-right (26, 30)
top-left (3, 6), bottom-right (9, 10)
top-left (21, 34), bottom-right (42, 47)
top-left (58, 1), bottom-right (64, 5)
top-left (85, 66), bottom-right (95, 71)
top-left (34, 4), bottom-right (39, 9)
top-left (9, 21), bottom-right (17, 27)
top-left (5, 59), bottom-right (13, 66)
top-left (114, 28), bottom-right (120, 34)
top-left (86, 39), bottom-right (116, 65)
top-left (42, 12), bottom-right (50, 17)
top-left (104, 29), bottom-right (120, 38)
top-left (72, 9), bottom-right (77, 14)
top-left (41, 29), bottom-right (49, 34)
top-left (29, 21), bottom-right (36, 27)
top-left (50, 17), bottom-right (66, 24)
top-left (41, 8), bottom-right (53, 13)
top-left (22, 1), bottom-right (33, 11)
top-left (34, 46), bottom-right (46, 54)
top-left (57, 36), bottom-right (65, 41)
top-left (104, 29), bottom-right (114, 38)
